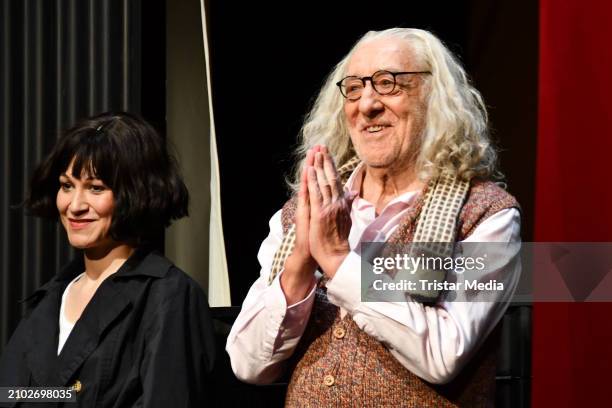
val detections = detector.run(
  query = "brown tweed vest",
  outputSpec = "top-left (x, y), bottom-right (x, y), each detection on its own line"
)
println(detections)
top-left (281, 180), bottom-right (519, 408)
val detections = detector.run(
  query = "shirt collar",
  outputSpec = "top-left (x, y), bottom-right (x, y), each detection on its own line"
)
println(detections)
top-left (56, 247), bottom-right (171, 282)
top-left (344, 161), bottom-right (365, 193)
top-left (22, 248), bottom-right (171, 304)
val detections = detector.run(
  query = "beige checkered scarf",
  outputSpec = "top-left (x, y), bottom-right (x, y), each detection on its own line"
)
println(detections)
top-left (267, 156), bottom-right (469, 299)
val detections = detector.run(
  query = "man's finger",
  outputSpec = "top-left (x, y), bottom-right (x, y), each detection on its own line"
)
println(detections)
top-left (294, 159), bottom-right (311, 254)
top-left (298, 152), bottom-right (310, 212)
top-left (321, 149), bottom-right (341, 201)
top-left (305, 147), bottom-right (316, 167)
top-left (298, 161), bottom-right (309, 207)
top-left (307, 166), bottom-right (322, 214)
top-left (314, 152), bottom-right (332, 205)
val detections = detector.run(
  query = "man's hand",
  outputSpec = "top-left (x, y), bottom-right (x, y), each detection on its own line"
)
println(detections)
top-left (307, 146), bottom-right (356, 278)
top-left (280, 147), bottom-right (318, 304)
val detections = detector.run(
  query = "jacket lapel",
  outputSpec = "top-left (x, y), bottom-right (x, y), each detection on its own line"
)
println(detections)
top-left (23, 282), bottom-right (64, 386)
top-left (52, 279), bottom-right (131, 385)
top-left (23, 248), bottom-right (168, 386)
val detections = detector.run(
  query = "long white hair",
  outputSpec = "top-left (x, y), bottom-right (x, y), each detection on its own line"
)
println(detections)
top-left (288, 28), bottom-right (497, 193)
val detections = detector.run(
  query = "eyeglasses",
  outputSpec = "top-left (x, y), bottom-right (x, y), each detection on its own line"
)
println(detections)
top-left (336, 70), bottom-right (431, 101)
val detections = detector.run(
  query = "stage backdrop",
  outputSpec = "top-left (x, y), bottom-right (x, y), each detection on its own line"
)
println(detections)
top-left (164, 0), bottom-right (231, 306)
top-left (534, 0), bottom-right (612, 405)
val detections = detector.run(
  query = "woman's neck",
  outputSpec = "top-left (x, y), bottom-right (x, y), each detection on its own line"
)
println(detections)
top-left (83, 243), bottom-right (135, 282)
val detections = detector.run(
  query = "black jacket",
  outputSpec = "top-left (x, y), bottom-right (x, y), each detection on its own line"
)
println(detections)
top-left (0, 248), bottom-right (215, 407)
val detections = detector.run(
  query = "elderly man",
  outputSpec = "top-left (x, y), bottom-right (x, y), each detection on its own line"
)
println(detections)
top-left (226, 28), bottom-right (520, 407)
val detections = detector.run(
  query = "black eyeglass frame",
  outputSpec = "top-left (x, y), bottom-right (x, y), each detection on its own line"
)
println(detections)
top-left (335, 70), bottom-right (431, 100)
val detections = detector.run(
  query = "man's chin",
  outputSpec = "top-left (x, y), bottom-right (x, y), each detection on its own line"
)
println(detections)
top-left (360, 156), bottom-right (395, 169)
top-left (367, 162), bottom-right (392, 169)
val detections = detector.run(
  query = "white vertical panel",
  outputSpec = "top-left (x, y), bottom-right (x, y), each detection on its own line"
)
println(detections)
top-left (200, 0), bottom-right (231, 306)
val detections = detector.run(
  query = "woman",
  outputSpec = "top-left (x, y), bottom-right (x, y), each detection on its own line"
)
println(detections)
top-left (0, 112), bottom-right (215, 407)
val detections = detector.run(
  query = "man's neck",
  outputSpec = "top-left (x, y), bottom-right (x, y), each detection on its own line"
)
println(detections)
top-left (361, 164), bottom-right (426, 214)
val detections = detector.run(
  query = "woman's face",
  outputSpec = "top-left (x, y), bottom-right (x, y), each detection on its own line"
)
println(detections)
top-left (56, 160), bottom-right (115, 251)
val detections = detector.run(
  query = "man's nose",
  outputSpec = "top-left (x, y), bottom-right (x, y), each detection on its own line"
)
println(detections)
top-left (358, 82), bottom-right (384, 116)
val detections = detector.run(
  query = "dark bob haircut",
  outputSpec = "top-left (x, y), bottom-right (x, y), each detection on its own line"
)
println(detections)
top-left (25, 112), bottom-right (189, 245)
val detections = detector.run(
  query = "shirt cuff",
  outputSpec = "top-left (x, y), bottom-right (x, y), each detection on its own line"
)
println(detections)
top-left (267, 269), bottom-right (316, 343)
top-left (325, 251), bottom-right (362, 314)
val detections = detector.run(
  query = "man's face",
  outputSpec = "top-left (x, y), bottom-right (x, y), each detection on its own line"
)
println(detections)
top-left (343, 38), bottom-right (428, 170)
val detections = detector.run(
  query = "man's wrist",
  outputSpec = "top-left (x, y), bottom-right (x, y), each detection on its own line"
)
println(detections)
top-left (281, 254), bottom-right (316, 304)
top-left (318, 249), bottom-right (349, 279)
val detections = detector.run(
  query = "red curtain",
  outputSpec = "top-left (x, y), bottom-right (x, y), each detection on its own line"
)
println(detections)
top-left (535, 0), bottom-right (612, 405)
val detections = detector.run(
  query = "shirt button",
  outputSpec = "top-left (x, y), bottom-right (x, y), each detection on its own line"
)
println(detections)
top-left (71, 380), bottom-right (82, 393)
top-left (333, 327), bottom-right (346, 339)
top-left (323, 374), bottom-right (335, 387)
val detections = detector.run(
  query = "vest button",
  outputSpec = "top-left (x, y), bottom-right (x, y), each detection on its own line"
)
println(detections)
top-left (323, 374), bottom-right (335, 387)
top-left (333, 327), bottom-right (346, 339)
top-left (71, 380), bottom-right (82, 393)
